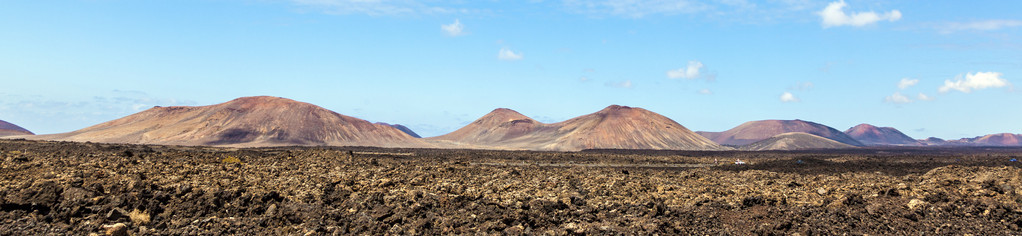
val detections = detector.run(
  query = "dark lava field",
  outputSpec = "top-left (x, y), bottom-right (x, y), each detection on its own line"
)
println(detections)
top-left (2, 139), bottom-right (1022, 235)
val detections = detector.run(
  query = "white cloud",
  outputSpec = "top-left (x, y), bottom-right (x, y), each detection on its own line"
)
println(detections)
top-left (884, 92), bottom-right (912, 104)
top-left (579, 76), bottom-right (591, 82)
top-left (818, 0), bottom-right (901, 28)
top-left (441, 19), bottom-right (465, 36)
top-left (698, 89), bottom-right (712, 95)
top-left (939, 20), bottom-right (1022, 34)
top-left (780, 92), bottom-right (799, 102)
top-left (498, 48), bottom-right (523, 61)
top-left (917, 93), bottom-right (933, 101)
top-left (938, 72), bottom-right (1010, 93)
top-left (666, 60), bottom-right (703, 79)
top-left (897, 78), bottom-right (919, 89)
top-left (605, 80), bottom-right (633, 88)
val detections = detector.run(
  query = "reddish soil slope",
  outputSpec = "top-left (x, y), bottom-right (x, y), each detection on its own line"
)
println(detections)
top-left (708, 120), bottom-right (863, 146)
top-left (29, 96), bottom-right (427, 148)
top-left (844, 124), bottom-right (921, 146)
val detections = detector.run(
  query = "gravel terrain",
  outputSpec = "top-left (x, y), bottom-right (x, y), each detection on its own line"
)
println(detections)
top-left (2, 139), bottom-right (1021, 235)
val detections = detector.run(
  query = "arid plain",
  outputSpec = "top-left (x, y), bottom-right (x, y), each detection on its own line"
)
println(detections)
top-left (2, 96), bottom-right (1022, 235)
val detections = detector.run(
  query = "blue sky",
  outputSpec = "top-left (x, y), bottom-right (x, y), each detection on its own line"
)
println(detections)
top-left (1, 0), bottom-right (1019, 139)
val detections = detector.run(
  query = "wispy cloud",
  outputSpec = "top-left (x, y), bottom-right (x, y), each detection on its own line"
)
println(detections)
top-left (441, 19), bottom-right (465, 36)
top-left (897, 78), bottom-right (919, 89)
top-left (917, 93), bottom-right (933, 101)
top-left (667, 60), bottom-right (704, 79)
top-left (0, 91), bottom-right (195, 134)
top-left (562, 0), bottom-right (709, 18)
top-left (698, 89), bottom-right (712, 95)
top-left (780, 92), bottom-right (799, 102)
top-left (884, 92), bottom-right (911, 104)
top-left (938, 20), bottom-right (1022, 34)
top-left (788, 81), bottom-right (814, 91)
top-left (290, 0), bottom-right (477, 16)
top-left (605, 80), bottom-right (633, 88)
top-left (938, 72), bottom-right (1010, 93)
top-left (498, 48), bottom-right (524, 61)
top-left (818, 0), bottom-right (901, 28)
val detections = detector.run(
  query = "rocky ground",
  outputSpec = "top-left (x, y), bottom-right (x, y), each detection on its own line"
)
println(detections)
top-left (1, 139), bottom-right (1022, 235)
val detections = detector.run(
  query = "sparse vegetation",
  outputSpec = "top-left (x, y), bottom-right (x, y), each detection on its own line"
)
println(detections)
top-left (221, 156), bottom-right (242, 164)
top-left (129, 209), bottom-right (150, 225)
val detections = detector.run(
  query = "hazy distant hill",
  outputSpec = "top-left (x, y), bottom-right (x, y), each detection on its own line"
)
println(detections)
top-left (376, 122), bottom-right (421, 138)
top-left (0, 120), bottom-right (33, 137)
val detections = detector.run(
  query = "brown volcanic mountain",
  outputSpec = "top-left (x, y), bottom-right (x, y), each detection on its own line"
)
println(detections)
top-left (30, 96), bottom-right (427, 148)
top-left (0, 120), bottom-right (33, 136)
top-left (706, 120), bottom-right (863, 146)
top-left (430, 105), bottom-right (726, 151)
top-left (431, 108), bottom-right (541, 145)
top-left (741, 132), bottom-right (856, 151)
top-left (844, 124), bottom-right (921, 146)
top-left (965, 133), bottom-right (1022, 146)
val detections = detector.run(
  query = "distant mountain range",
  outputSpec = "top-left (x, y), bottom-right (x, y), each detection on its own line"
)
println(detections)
top-left (429, 105), bottom-right (726, 151)
top-left (24, 96), bottom-right (427, 148)
top-left (4, 96), bottom-right (1019, 150)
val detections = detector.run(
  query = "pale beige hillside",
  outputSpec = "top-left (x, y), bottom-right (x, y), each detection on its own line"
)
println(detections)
top-left (741, 132), bottom-right (855, 151)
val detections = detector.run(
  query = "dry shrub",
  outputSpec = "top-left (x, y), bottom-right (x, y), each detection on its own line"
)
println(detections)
top-left (129, 209), bottom-right (150, 225)
top-left (222, 156), bottom-right (242, 164)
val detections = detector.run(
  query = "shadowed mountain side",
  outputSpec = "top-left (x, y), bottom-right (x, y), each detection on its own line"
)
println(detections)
top-left (376, 122), bottom-right (421, 138)
top-left (709, 119), bottom-right (863, 146)
top-left (741, 132), bottom-right (856, 151)
top-left (429, 105), bottom-right (727, 151)
top-left (27, 96), bottom-right (430, 148)
top-left (844, 124), bottom-right (921, 146)
top-left (0, 120), bottom-right (33, 137)
top-left (695, 131), bottom-right (721, 141)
